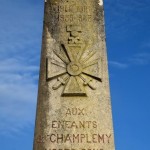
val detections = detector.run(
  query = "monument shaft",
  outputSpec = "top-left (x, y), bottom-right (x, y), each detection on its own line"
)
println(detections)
top-left (33, 0), bottom-right (115, 150)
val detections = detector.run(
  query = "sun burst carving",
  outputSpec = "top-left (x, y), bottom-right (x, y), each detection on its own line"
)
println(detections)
top-left (46, 25), bottom-right (102, 97)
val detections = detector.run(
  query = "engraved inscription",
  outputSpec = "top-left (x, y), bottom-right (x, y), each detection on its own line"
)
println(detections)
top-left (48, 2), bottom-right (93, 23)
top-left (65, 108), bottom-right (86, 116)
top-left (51, 121), bottom-right (97, 129)
top-left (36, 134), bottom-right (112, 144)
top-left (58, 15), bottom-right (92, 23)
top-left (33, 0), bottom-right (115, 150)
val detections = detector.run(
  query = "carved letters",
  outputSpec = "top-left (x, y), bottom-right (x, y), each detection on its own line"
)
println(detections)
top-left (33, 1), bottom-right (115, 150)
top-left (48, 1), bottom-right (93, 23)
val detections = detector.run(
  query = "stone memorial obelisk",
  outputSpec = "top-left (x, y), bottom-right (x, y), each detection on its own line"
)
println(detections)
top-left (33, 0), bottom-right (115, 150)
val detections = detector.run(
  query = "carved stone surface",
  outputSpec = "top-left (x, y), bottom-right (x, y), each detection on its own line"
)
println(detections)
top-left (33, 0), bottom-right (115, 150)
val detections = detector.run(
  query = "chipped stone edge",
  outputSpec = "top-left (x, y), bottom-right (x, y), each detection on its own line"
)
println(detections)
top-left (99, 0), bottom-right (103, 6)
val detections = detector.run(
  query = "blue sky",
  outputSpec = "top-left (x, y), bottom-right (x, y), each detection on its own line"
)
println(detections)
top-left (0, 0), bottom-right (150, 149)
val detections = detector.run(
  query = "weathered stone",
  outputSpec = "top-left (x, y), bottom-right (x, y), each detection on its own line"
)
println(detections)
top-left (33, 0), bottom-right (115, 150)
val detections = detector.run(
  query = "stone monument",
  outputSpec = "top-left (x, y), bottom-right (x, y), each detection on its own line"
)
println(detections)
top-left (33, 0), bottom-right (115, 150)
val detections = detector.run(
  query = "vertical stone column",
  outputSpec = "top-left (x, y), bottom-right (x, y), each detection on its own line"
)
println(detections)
top-left (33, 0), bottom-right (115, 150)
